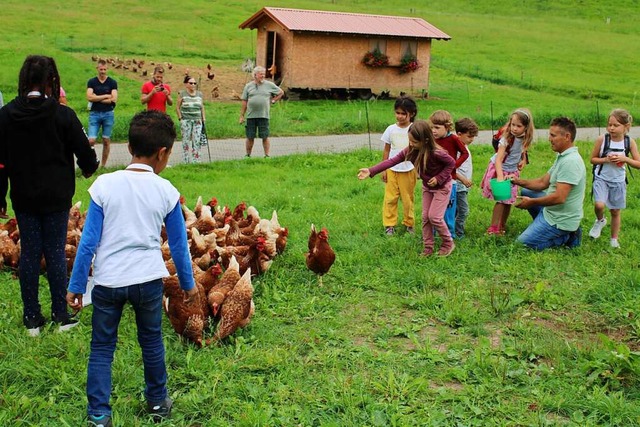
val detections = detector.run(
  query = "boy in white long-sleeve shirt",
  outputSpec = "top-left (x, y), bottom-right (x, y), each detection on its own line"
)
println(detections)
top-left (66, 110), bottom-right (198, 427)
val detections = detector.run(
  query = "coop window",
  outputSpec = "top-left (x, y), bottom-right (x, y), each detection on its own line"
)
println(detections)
top-left (369, 39), bottom-right (387, 54)
top-left (400, 41), bottom-right (418, 58)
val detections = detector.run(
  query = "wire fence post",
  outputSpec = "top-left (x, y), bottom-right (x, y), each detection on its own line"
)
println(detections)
top-left (195, 75), bottom-right (212, 162)
top-left (365, 100), bottom-right (372, 151)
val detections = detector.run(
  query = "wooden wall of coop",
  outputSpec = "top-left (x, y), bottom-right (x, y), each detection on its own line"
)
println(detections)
top-left (253, 26), bottom-right (433, 97)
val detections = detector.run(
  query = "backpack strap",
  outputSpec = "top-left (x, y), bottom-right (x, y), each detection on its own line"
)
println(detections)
top-left (625, 135), bottom-right (633, 181)
top-left (624, 135), bottom-right (631, 156)
top-left (595, 133), bottom-right (611, 176)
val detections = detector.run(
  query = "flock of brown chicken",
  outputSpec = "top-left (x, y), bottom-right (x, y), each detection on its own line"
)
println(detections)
top-left (0, 196), bottom-right (336, 347)
top-left (161, 196), bottom-right (291, 347)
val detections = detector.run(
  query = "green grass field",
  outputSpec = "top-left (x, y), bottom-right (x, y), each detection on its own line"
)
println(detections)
top-left (1, 143), bottom-right (640, 425)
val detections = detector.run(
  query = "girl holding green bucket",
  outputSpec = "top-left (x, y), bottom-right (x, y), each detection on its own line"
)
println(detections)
top-left (480, 108), bottom-right (535, 235)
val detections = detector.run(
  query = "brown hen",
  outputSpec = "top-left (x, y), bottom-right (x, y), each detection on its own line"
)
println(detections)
top-left (305, 224), bottom-right (335, 286)
top-left (207, 256), bottom-right (241, 318)
top-left (162, 276), bottom-right (206, 347)
top-left (209, 268), bottom-right (254, 343)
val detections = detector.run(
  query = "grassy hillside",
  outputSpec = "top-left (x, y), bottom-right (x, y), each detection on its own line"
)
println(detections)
top-left (0, 0), bottom-right (638, 138)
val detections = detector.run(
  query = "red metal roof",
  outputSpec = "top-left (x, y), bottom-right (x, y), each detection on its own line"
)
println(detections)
top-left (239, 7), bottom-right (451, 40)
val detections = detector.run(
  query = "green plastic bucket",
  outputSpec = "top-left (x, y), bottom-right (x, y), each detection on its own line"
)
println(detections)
top-left (490, 178), bottom-right (512, 201)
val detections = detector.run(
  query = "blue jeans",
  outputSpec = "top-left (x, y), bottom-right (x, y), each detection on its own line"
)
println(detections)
top-left (520, 188), bottom-right (545, 220)
top-left (455, 189), bottom-right (469, 238)
top-left (15, 210), bottom-right (69, 326)
top-left (517, 188), bottom-right (581, 250)
top-left (88, 110), bottom-right (115, 139)
top-left (88, 279), bottom-right (167, 417)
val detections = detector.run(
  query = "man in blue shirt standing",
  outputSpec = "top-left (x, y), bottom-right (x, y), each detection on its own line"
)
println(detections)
top-left (87, 60), bottom-right (118, 167)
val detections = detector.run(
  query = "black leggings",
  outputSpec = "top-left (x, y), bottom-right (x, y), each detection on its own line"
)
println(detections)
top-left (15, 210), bottom-right (69, 326)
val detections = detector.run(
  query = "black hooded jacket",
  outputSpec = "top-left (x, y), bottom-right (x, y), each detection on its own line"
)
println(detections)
top-left (0, 96), bottom-right (98, 213)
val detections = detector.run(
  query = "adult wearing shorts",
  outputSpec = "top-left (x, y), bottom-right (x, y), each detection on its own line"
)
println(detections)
top-left (87, 60), bottom-right (118, 167)
top-left (239, 66), bottom-right (283, 158)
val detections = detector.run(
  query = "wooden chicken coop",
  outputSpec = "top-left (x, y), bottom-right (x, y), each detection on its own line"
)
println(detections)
top-left (239, 7), bottom-right (451, 99)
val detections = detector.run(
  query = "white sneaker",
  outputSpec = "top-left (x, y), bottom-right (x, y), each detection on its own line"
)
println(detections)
top-left (610, 238), bottom-right (620, 248)
top-left (588, 218), bottom-right (607, 239)
top-left (27, 327), bottom-right (41, 337)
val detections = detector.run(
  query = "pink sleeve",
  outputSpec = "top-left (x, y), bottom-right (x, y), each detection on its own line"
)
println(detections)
top-left (59, 87), bottom-right (66, 97)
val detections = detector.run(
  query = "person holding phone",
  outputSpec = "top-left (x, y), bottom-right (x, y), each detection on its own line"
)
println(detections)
top-left (141, 65), bottom-right (172, 113)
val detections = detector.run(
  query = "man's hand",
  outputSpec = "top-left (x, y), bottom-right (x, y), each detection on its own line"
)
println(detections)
top-left (514, 196), bottom-right (533, 209)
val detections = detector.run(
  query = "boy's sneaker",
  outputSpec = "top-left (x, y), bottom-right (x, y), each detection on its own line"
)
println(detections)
top-left (148, 397), bottom-right (173, 423)
top-left (406, 226), bottom-right (415, 235)
top-left (53, 313), bottom-right (79, 332)
top-left (87, 414), bottom-right (112, 427)
top-left (385, 226), bottom-right (395, 236)
top-left (25, 314), bottom-right (46, 337)
top-left (610, 238), bottom-right (620, 248)
top-left (588, 218), bottom-right (607, 239)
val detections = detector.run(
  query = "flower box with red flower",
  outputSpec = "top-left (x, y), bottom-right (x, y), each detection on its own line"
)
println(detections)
top-left (399, 54), bottom-right (421, 74)
top-left (362, 49), bottom-right (389, 68)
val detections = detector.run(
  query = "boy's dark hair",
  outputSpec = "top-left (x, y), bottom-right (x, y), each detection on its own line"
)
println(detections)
top-left (128, 110), bottom-right (176, 157)
top-left (549, 117), bottom-right (576, 142)
top-left (18, 55), bottom-right (60, 102)
top-left (455, 117), bottom-right (479, 137)
top-left (394, 96), bottom-right (418, 122)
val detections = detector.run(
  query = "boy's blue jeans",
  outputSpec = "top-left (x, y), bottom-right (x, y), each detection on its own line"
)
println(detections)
top-left (88, 279), bottom-right (167, 417)
top-left (455, 189), bottom-right (469, 238)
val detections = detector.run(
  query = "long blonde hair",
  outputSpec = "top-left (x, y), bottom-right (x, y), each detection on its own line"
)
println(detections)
top-left (407, 120), bottom-right (438, 173)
